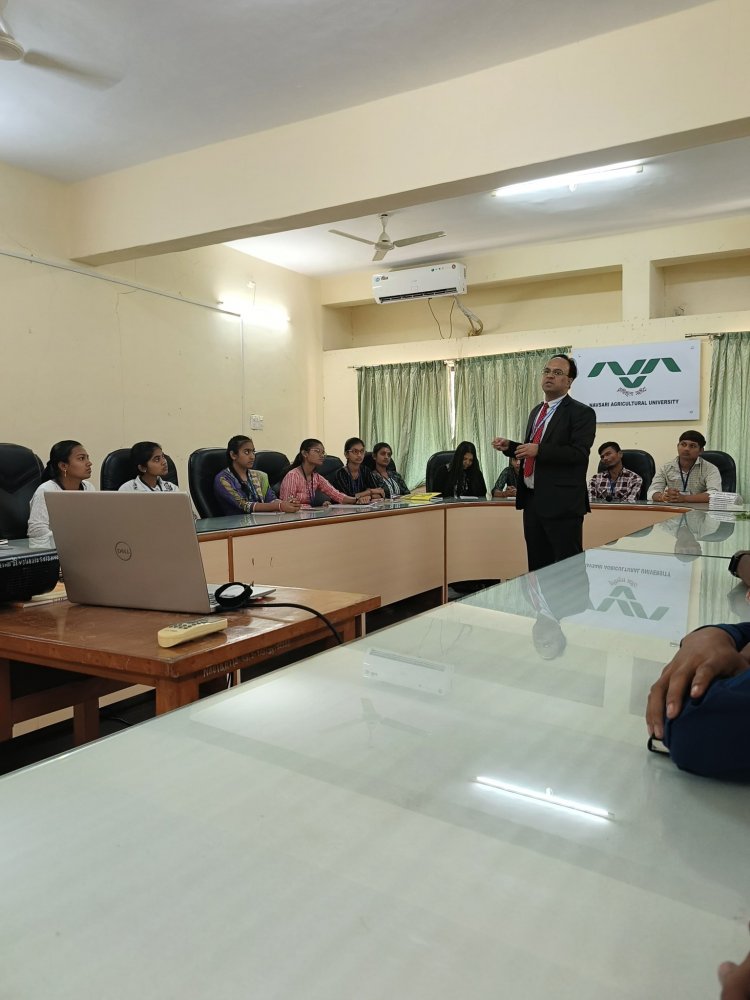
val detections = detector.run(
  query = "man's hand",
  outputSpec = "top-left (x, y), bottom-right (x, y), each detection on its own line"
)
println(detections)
top-left (718, 922), bottom-right (750, 999)
top-left (492, 437), bottom-right (509, 452)
top-left (646, 627), bottom-right (749, 739)
top-left (516, 443), bottom-right (538, 459)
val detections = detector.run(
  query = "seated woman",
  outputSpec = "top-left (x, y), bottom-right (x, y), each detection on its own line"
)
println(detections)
top-left (214, 435), bottom-right (301, 514)
top-left (366, 442), bottom-right (410, 499)
top-left (28, 440), bottom-right (95, 542)
top-left (492, 456), bottom-right (521, 498)
top-left (434, 441), bottom-right (487, 499)
top-left (279, 439), bottom-right (364, 507)
top-left (329, 437), bottom-right (384, 500)
top-left (118, 441), bottom-right (181, 493)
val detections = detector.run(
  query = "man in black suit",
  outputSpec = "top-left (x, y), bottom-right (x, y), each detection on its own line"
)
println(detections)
top-left (492, 354), bottom-right (596, 571)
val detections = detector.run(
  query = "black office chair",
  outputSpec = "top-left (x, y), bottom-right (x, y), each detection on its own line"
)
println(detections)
top-left (620, 449), bottom-right (655, 501)
top-left (254, 450), bottom-right (289, 495)
top-left (319, 456), bottom-right (344, 483)
top-left (425, 451), bottom-right (454, 492)
top-left (702, 450), bottom-right (736, 493)
top-left (100, 448), bottom-right (179, 491)
top-left (188, 448), bottom-right (227, 518)
top-left (0, 442), bottom-right (44, 538)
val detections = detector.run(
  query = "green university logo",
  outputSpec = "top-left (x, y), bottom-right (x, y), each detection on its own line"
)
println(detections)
top-left (595, 585), bottom-right (668, 621)
top-left (587, 357), bottom-right (681, 389)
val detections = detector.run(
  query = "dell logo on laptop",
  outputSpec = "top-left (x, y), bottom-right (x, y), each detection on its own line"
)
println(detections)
top-left (115, 541), bottom-right (132, 561)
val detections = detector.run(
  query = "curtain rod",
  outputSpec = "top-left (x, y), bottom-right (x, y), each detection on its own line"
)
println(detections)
top-left (349, 359), bottom-right (455, 370)
top-left (684, 331), bottom-right (750, 340)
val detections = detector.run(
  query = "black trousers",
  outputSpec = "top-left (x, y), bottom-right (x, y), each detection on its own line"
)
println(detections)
top-left (522, 491), bottom-right (584, 571)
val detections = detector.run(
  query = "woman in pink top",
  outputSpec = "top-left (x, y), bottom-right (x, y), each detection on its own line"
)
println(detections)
top-left (280, 439), bottom-right (368, 508)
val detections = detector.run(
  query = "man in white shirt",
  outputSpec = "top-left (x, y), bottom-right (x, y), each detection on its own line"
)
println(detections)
top-left (648, 430), bottom-right (722, 503)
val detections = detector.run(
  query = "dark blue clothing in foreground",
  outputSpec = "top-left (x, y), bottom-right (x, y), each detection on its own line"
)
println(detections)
top-left (662, 622), bottom-right (750, 779)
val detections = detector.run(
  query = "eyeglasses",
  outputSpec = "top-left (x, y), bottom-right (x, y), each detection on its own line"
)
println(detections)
top-left (308, 447), bottom-right (326, 455)
top-left (541, 367), bottom-right (569, 378)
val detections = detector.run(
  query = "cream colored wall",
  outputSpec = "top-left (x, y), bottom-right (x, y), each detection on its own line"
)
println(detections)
top-left (322, 213), bottom-right (750, 483)
top-left (1, 167), bottom-right (324, 487)
top-left (69, 0), bottom-right (750, 263)
top-left (661, 257), bottom-right (750, 316)
top-left (349, 272), bottom-right (622, 347)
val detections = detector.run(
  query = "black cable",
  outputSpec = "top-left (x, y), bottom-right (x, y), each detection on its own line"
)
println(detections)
top-left (257, 602), bottom-right (343, 644)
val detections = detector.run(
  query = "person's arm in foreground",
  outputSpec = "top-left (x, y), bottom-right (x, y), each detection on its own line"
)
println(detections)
top-left (645, 624), bottom-right (750, 739)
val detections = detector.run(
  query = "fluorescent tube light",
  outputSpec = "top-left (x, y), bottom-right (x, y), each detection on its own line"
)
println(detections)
top-left (475, 775), bottom-right (613, 820)
top-left (494, 162), bottom-right (643, 197)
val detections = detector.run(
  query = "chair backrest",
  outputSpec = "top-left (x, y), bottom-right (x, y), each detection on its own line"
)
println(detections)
top-left (425, 451), bottom-right (454, 492)
top-left (319, 456), bottom-right (344, 483)
top-left (100, 448), bottom-right (179, 491)
top-left (702, 450), bottom-right (736, 493)
top-left (620, 449), bottom-right (655, 501)
top-left (0, 443), bottom-right (44, 538)
top-left (188, 448), bottom-right (227, 518)
top-left (254, 450), bottom-right (289, 493)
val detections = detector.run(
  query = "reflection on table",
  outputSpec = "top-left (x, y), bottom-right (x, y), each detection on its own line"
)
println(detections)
top-left (601, 507), bottom-right (750, 559)
top-left (3, 545), bottom-right (750, 999)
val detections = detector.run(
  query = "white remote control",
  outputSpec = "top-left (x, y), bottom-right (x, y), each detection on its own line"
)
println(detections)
top-left (157, 617), bottom-right (229, 648)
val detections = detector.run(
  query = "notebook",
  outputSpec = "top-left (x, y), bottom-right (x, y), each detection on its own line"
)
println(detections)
top-left (46, 491), bottom-right (274, 614)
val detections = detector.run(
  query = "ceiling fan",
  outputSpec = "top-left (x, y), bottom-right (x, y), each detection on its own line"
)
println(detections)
top-left (0, 2), bottom-right (117, 87)
top-left (329, 213), bottom-right (446, 262)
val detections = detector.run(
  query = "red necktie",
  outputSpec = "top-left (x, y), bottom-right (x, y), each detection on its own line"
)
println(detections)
top-left (523, 402), bottom-right (548, 478)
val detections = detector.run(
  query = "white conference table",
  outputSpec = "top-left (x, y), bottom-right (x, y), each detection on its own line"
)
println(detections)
top-left (2, 539), bottom-right (749, 999)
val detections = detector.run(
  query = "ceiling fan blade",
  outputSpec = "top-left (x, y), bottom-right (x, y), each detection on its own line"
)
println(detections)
top-left (392, 231), bottom-right (446, 248)
top-left (23, 50), bottom-right (120, 88)
top-left (329, 229), bottom-right (377, 247)
top-left (372, 247), bottom-right (389, 262)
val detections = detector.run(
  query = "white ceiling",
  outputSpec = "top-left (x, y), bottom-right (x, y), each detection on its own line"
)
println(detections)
top-left (228, 137), bottom-right (750, 277)
top-left (2, 0), bottom-right (738, 278)
top-left (1, 0), bottom-right (708, 181)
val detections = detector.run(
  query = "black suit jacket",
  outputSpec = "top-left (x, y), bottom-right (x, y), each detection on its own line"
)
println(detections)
top-left (506, 395), bottom-right (596, 518)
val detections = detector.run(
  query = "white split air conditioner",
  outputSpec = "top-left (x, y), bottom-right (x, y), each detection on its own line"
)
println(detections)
top-left (372, 262), bottom-right (467, 304)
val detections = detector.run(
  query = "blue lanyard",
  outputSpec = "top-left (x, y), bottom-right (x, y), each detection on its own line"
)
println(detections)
top-left (531, 402), bottom-right (555, 439)
top-left (679, 465), bottom-right (692, 492)
top-left (607, 475), bottom-right (618, 500)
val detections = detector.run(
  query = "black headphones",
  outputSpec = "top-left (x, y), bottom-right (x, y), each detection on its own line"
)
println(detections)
top-left (214, 582), bottom-right (256, 610)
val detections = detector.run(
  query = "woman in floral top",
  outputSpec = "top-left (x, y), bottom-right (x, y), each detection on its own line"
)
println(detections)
top-left (214, 435), bottom-right (301, 514)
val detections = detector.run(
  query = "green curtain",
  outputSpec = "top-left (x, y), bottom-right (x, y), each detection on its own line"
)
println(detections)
top-left (708, 332), bottom-right (750, 500)
top-left (358, 360), bottom-right (451, 488)
top-left (454, 346), bottom-right (570, 492)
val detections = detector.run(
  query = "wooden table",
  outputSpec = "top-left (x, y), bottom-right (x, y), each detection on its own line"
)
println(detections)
top-left (197, 501), bottom-right (685, 604)
top-left (0, 586), bottom-right (379, 743)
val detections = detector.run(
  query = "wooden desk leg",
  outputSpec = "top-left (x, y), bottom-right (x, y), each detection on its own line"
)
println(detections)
top-left (355, 612), bottom-right (366, 639)
top-left (0, 659), bottom-right (12, 742)
top-left (155, 679), bottom-right (200, 715)
top-left (338, 618), bottom-right (356, 644)
top-left (73, 698), bottom-right (101, 746)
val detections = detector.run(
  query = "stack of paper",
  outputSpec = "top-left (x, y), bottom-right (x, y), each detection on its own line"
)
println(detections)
top-left (709, 491), bottom-right (744, 510)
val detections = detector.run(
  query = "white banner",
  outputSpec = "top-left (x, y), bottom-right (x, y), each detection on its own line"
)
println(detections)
top-left (572, 340), bottom-right (700, 423)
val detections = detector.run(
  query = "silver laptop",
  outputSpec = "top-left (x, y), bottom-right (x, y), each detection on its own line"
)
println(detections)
top-left (46, 491), bottom-right (274, 614)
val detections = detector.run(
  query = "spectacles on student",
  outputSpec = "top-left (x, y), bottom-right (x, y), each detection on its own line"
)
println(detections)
top-left (541, 367), bottom-right (569, 378)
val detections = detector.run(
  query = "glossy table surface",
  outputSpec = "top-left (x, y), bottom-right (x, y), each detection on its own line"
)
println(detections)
top-left (598, 505), bottom-right (750, 559)
top-left (2, 530), bottom-right (749, 998)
